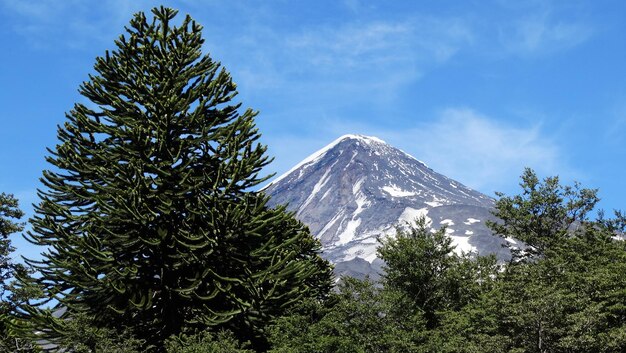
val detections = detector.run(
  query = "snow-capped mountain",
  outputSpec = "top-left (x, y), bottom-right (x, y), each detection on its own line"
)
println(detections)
top-left (264, 134), bottom-right (509, 279)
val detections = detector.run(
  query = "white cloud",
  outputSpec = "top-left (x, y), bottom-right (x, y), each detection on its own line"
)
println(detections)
top-left (286, 22), bottom-right (414, 70)
top-left (381, 108), bottom-right (571, 195)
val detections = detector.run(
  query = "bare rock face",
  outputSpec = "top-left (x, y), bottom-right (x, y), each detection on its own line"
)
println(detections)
top-left (264, 134), bottom-right (509, 279)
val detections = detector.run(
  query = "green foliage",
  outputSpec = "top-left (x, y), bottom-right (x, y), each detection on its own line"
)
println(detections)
top-left (487, 168), bottom-right (599, 259)
top-left (16, 6), bottom-right (331, 351)
top-left (446, 172), bottom-right (626, 353)
top-left (0, 193), bottom-right (41, 352)
top-left (53, 312), bottom-right (143, 353)
top-left (0, 192), bottom-right (24, 297)
top-left (426, 294), bottom-right (512, 353)
top-left (378, 217), bottom-right (498, 328)
top-left (0, 264), bottom-right (43, 353)
top-left (0, 193), bottom-right (24, 235)
top-left (164, 330), bottom-right (253, 353)
top-left (461, 233), bottom-right (626, 353)
top-left (268, 277), bottom-right (426, 353)
top-left (269, 219), bottom-right (499, 352)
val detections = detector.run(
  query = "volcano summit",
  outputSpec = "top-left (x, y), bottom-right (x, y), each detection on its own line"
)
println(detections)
top-left (264, 135), bottom-right (509, 278)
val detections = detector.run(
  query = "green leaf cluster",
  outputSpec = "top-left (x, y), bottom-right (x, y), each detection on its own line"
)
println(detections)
top-left (0, 193), bottom-right (25, 305)
top-left (268, 277), bottom-right (426, 353)
top-left (487, 167), bottom-right (599, 260)
top-left (378, 218), bottom-right (498, 329)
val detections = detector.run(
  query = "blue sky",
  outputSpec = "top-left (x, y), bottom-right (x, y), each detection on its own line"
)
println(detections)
top-left (1, 1), bottom-right (625, 257)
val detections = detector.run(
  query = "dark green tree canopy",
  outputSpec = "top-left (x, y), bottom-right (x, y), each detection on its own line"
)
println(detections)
top-left (0, 193), bottom-right (24, 295)
top-left (17, 7), bottom-right (331, 351)
top-left (488, 168), bottom-right (599, 259)
top-left (0, 193), bottom-right (24, 344)
top-left (0, 193), bottom-right (24, 238)
top-left (378, 218), bottom-right (497, 329)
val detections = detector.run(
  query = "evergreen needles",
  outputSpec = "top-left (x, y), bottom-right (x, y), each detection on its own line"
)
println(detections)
top-left (14, 7), bottom-right (331, 352)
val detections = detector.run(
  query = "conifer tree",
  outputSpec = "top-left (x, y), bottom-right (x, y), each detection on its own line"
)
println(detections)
top-left (17, 7), bottom-right (331, 351)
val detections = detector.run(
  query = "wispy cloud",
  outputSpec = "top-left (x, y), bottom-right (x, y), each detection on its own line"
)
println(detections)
top-left (284, 17), bottom-right (472, 73)
top-left (0, 0), bottom-right (152, 50)
top-left (216, 15), bottom-right (475, 120)
top-left (605, 98), bottom-right (626, 143)
top-left (0, 0), bottom-right (589, 197)
top-left (505, 15), bottom-right (592, 56)
top-left (380, 108), bottom-right (572, 195)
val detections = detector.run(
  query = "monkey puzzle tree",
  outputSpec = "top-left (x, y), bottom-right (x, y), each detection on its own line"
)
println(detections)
top-left (16, 7), bottom-right (331, 351)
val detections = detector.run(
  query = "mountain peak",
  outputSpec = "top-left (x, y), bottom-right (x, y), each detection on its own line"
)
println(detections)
top-left (265, 134), bottom-right (507, 279)
top-left (266, 134), bottom-right (428, 188)
top-left (337, 134), bottom-right (387, 145)
top-left (266, 134), bottom-right (386, 188)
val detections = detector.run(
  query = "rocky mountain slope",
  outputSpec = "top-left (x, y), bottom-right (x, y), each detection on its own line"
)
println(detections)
top-left (264, 134), bottom-right (510, 278)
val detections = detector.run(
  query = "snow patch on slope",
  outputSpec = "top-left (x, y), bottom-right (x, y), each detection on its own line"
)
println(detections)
top-left (464, 218), bottom-right (481, 225)
top-left (353, 178), bottom-right (370, 218)
top-left (425, 195), bottom-right (448, 207)
top-left (450, 235), bottom-right (476, 253)
top-left (320, 187), bottom-right (333, 201)
top-left (318, 212), bottom-right (343, 238)
top-left (297, 165), bottom-right (334, 214)
top-left (399, 207), bottom-right (432, 226)
top-left (505, 237), bottom-right (518, 245)
top-left (440, 219), bottom-right (454, 226)
top-left (354, 195), bottom-right (369, 218)
top-left (353, 177), bottom-right (366, 194)
top-left (344, 243), bottom-right (379, 263)
top-left (337, 218), bottom-right (362, 245)
top-left (382, 185), bottom-right (416, 197)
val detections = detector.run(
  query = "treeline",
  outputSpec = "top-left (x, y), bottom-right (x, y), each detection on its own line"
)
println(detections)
top-left (1, 6), bottom-right (626, 353)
